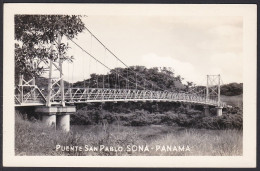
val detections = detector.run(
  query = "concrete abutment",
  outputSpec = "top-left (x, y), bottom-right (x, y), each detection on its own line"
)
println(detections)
top-left (57, 114), bottom-right (70, 132)
top-left (204, 105), bottom-right (223, 116)
top-left (216, 107), bottom-right (223, 116)
top-left (42, 114), bottom-right (56, 128)
top-left (35, 106), bottom-right (76, 132)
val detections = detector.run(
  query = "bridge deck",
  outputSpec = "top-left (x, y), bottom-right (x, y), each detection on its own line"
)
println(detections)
top-left (15, 87), bottom-right (226, 107)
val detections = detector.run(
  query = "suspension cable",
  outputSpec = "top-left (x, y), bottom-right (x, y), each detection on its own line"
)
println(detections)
top-left (67, 36), bottom-right (147, 90)
top-left (82, 26), bottom-right (164, 91)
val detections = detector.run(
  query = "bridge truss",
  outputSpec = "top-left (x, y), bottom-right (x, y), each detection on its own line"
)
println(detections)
top-left (15, 85), bottom-right (226, 107)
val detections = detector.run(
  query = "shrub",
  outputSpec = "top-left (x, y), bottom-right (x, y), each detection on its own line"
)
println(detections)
top-left (68, 101), bottom-right (243, 130)
top-left (194, 114), bottom-right (242, 130)
top-left (130, 110), bottom-right (151, 126)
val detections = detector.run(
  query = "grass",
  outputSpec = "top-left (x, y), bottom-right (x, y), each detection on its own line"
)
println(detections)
top-left (15, 114), bottom-right (242, 156)
top-left (221, 94), bottom-right (243, 108)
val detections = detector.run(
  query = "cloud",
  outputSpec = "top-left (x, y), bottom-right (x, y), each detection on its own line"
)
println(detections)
top-left (54, 16), bottom-right (243, 85)
top-left (208, 25), bottom-right (242, 37)
top-left (140, 53), bottom-right (206, 84)
top-left (197, 24), bottom-right (243, 53)
top-left (208, 52), bottom-right (243, 83)
top-left (139, 52), bottom-right (243, 85)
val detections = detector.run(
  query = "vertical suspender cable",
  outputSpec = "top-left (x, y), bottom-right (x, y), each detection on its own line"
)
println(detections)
top-left (108, 71), bottom-right (110, 88)
top-left (72, 60), bottom-right (74, 88)
top-left (118, 73), bottom-right (120, 89)
top-left (83, 37), bottom-right (86, 88)
top-left (68, 60), bottom-right (70, 89)
top-left (126, 68), bottom-right (129, 89)
top-left (68, 58), bottom-right (72, 102)
top-left (117, 59), bottom-right (120, 89)
top-left (83, 59), bottom-right (86, 87)
top-left (115, 59), bottom-right (117, 89)
top-left (135, 73), bottom-right (137, 90)
top-left (89, 34), bottom-right (92, 88)
top-left (118, 69), bottom-right (120, 89)
top-left (96, 60), bottom-right (98, 88)
top-left (103, 48), bottom-right (105, 89)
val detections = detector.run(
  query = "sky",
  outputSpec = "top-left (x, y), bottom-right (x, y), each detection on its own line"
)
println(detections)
top-left (53, 14), bottom-right (243, 85)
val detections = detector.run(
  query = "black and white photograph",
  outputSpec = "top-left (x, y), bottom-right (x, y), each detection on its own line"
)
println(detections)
top-left (3, 3), bottom-right (257, 167)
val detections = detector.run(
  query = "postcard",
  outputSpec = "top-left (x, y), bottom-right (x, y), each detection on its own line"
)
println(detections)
top-left (3, 3), bottom-right (257, 167)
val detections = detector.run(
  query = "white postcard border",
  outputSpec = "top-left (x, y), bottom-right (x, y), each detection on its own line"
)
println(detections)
top-left (3, 3), bottom-right (257, 167)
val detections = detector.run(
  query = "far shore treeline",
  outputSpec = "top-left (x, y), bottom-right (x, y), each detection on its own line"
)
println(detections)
top-left (32, 65), bottom-right (243, 96)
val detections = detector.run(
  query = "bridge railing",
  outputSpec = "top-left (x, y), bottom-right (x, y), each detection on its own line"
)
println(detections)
top-left (52, 88), bottom-right (225, 107)
top-left (14, 85), bottom-right (46, 105)
top-left (15, 87), bottom-right (226, 107)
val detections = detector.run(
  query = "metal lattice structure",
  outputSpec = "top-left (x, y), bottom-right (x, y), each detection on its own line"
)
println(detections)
top-left (45, 34), bottom-right (65, 107)
top-left (206, 75), bottom-right (221, 106)
top-left (15, 86), bottom-right (226, 107)
top-left (15, 75), bottom-right (46, 106)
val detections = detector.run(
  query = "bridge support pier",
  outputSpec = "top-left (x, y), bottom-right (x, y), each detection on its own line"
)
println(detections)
top-left (42, 114), bottom-right (56, 128)
top-left (204, 106), bottom-right (210, 116)
top-left (57, 114), bottom-right (70, 132)
top-left (216, 107), bottom-right (223, 116)
top-left (35, 106), bottom-right (76, 132)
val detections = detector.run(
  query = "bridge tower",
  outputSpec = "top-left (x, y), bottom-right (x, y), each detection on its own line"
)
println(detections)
top-left (35, 33), bottom-right (76, 132)
top-left (205, 74), bottom-right (223, 116)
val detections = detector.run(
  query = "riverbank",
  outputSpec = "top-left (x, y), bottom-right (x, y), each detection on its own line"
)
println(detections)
top-left (15, 114), bottom-right (242, 156)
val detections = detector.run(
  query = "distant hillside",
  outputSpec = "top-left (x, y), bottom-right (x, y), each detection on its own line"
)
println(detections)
top-left (221, 83), bottom-right (243, 96)
top-left (73, 66), bottom-right (186, 91)
top-left (27, 66), bottom-right (242, 97)
top-left (33, 66), bottom-right (186, 91)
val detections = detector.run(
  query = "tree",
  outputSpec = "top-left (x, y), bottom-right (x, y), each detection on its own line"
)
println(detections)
top-left (72, 65), bottom-right (186, 91)
top-left (15, 15), bottom-right (85, 81)
top-left (186, 81), bottom-right (194, 91)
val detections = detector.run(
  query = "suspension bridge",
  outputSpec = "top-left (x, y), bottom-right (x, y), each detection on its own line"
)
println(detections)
top-left (15, 24), bottom-right (227, 131)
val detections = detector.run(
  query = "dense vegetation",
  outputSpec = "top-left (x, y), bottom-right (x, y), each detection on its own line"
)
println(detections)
top-left (221, 83), bottom-right (243, 96)
top-left (15, 112), bottom-right (242, 156)
top-left (72, 66), bottom-right (185, 91)
top-left (70, 102), bottom-right (243, 130)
